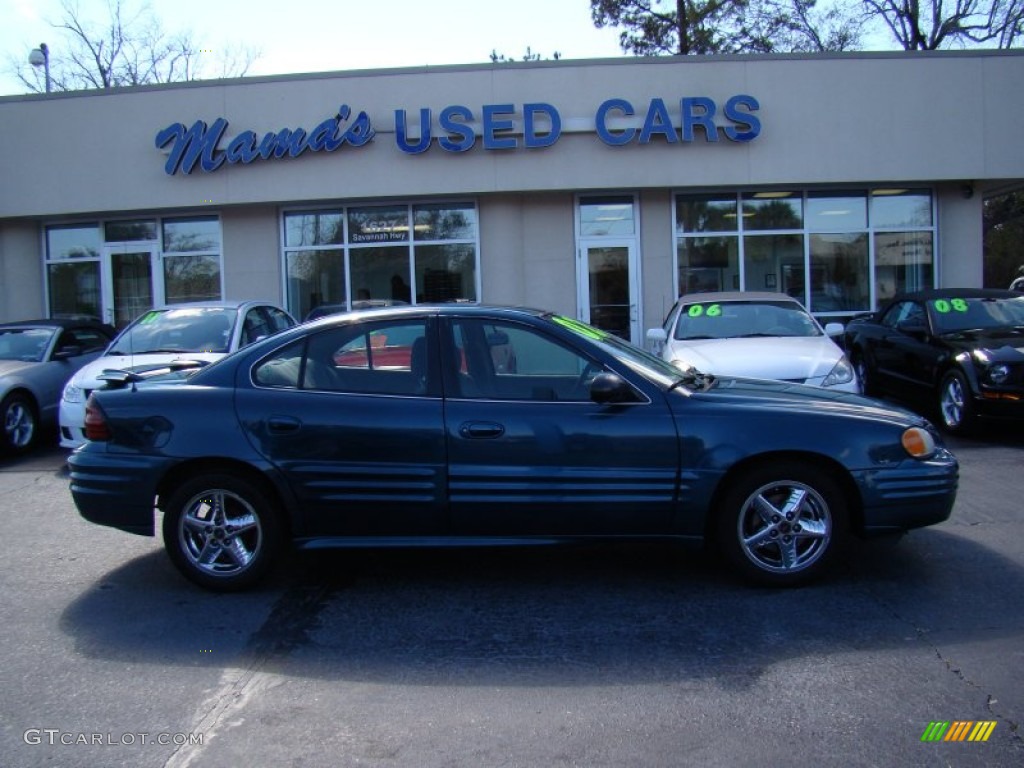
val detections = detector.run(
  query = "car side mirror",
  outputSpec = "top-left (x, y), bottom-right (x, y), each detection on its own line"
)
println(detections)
top-left (589, 372), bottom-right (637, 404)
top-left (52, 344), bottom-right (83, 360)
top-left (823, 322), bottom-right (844, 337)
top-left (646, 327), bottom-right (667, 354)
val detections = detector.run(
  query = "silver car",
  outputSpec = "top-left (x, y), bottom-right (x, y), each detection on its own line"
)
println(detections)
top-left (0, 319), bottom-right (115, 454)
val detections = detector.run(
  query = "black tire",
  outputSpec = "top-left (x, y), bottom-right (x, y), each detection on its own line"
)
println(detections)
top-left (852, 351), bottom-right (875, 397)
top-left (161, 472), bottom-right (283, 591)
top-left (937, 370), bottom-right (976, 435)
top-left (716, 461), bottom-right (848, 587)
top-left (1, 393), bottom-right (38, 455)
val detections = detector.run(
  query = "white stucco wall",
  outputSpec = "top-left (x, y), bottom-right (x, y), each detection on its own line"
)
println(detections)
top-left (0, 222), bottom-right (44, 319)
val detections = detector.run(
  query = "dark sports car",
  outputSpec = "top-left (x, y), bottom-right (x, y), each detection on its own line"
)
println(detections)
top-left (844, 289), bottom-right (1024, 434)
top-left (69, 305), bottom-right (957, 591)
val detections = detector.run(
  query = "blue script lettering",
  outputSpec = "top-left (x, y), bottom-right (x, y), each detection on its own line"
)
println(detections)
top-left (155, 105), bottom-right (375, 175)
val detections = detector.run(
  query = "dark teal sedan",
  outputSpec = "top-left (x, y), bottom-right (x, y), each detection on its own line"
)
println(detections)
top-left (69, 305), bottom-right (958, 591)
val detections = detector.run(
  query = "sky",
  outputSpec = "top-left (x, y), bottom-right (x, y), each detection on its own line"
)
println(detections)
top-left (0, 0), bottom-right (627, 96)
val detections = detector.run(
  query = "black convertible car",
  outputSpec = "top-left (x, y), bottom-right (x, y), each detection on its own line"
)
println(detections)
top-left (845, 289), bottom-right (1024, 434)
top-left (69, 305), bottom-right (958, 591)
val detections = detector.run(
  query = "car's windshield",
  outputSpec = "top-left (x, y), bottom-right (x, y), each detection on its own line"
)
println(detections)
top-left (0, 327), bottom-right (56, 362)
top-left (927, 295), bottom-right (1024, 334)
top-left (673, 300), bottom-right (820, 341)
top-left (109, 307), bottom-right (237, 355)
top-left (549, 315), bottom-right (685, 388)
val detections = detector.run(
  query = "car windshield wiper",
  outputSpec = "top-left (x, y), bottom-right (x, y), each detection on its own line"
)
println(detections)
top-left (668, 369), bottom-right (715, 393)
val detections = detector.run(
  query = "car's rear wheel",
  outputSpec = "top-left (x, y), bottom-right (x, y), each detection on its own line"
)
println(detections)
top-left (1, 393), bottom-right (38, 455)
top-left (162, 473), bottom-right (283, 591)
top-left (938, 370), bottom-right (976, 435)
top-left (717, 461), bottom-right (847, 587)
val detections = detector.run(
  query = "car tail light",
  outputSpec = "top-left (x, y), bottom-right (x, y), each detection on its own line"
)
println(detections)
top-left (84, 395), bottom-right (112, 441)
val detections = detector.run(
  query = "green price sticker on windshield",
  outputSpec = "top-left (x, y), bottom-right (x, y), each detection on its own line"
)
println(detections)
top-left (932, 298), bottom-right (969, 313)
top-left (687, 304), bottom-right (722, 318)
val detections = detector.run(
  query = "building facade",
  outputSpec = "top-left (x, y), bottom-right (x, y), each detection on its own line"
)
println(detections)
top-left (1, 50), bottom-right (1022, 343)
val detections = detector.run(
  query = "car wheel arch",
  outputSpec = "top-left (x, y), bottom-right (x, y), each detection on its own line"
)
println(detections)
top-left (705, 451), bottom-right (863, 542)
top-left (156, 458), bottom-right (292, 536)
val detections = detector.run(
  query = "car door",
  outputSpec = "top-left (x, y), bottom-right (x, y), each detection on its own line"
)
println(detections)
top-left (871, 300), bottom-right (941, 394)
top-left (237, 315), bottom-right (447, 536)
top-left (440, 315), bottom-right (680, 536)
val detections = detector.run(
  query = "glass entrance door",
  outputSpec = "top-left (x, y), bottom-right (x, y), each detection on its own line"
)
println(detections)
top-left (579, 241), bottom-right (639, 343)
top-left (102, 246), bottom-right (158, 329)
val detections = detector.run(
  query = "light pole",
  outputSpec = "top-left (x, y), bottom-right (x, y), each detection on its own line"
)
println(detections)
top-left (28, 43), bottom-right (51, 93)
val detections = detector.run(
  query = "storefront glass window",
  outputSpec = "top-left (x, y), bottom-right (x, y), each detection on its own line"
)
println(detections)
top-left (678, 237), bottom-right (739, 294)
top-left (104, 219), bottom-right (157, 242)
top-left (47, 224), bottom-right (101, 260)
top-left (282, 202), bottom-right (478, 318)
top-left (742, 192), bottom-right (803, 230)
top-left (414, 203), bottom-right (477, 241)
top-left (874, 231), bottom-right (934, 302)
top-left (743, 235), bottom-right (804, 299)
top-left (47, 262), bottom-right (100, 318)
top-left (164, 254), bottom-right (221, 304)
top-left (808, 233), bottom-right (869, 313)
top-left (579, 196), bottom-right (635, 237)
top-left (871, 189), bottom-right (932, 228)
top-left (285, 212), bottom-right (345, 246)
top-left (674, 189), bottom-right (934, 315)
top-left (348, 206), bottom-right (410, 244)
top-left (675, 195), bottom-right (737, 233)
top-left (807, 192), bottom-right (867, 230)
top-left (286, 249), bottom-right (345, 321)
top-left (416, 244), bottom-right (478, 303)
top-left (162, 217), bottom-right (220, 252)
top-left (350, 246), bottom-right (411, 303)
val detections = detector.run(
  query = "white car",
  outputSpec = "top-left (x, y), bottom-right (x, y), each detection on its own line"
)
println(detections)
top-left (646, 291), bottom-right (858, 392)
top-left (59, 301), bottom-right (295, 448)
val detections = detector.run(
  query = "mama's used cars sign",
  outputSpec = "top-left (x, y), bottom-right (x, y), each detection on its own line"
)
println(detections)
top-left (155, 96), bottom-right (760, 176)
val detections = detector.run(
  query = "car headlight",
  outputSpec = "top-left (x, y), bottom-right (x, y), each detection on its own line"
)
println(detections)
top-left (986, 363), bottom-right (1010, 385)
top-left (62, 384), bottom-right (83, 403)
top-left (901, 426), bottom-right (937, 459)
top-left (822, 356), bottom-right (854, 387)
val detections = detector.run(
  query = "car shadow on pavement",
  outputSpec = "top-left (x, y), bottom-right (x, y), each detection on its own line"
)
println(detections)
top-left (58, 529), bottom-right (1024, 690)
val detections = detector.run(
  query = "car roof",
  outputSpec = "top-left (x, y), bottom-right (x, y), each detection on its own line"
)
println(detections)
top-left (889, 288), bottom-right (1020, 303)
top-left (146, 300), bottom-right (279, 311)
top-left (0, 318), bottom-right (111, 331)
top-left (301, 303), bottom-right (549, 325)
top-left (676, 291), bottom-right (804, 305)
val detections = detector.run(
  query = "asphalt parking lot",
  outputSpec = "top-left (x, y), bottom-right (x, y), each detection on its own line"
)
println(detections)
top-left (0, 424), bottom-right (1022, 768)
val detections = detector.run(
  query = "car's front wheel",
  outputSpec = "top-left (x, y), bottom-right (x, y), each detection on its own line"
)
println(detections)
top-left (717, 461), bottom-right (847, 587)
top-left (938, 370), bottom-right (976, 435)
top-left (1, 393), bottom-right (38, 455)
top-left (162, 473), bottom-right (283, 591)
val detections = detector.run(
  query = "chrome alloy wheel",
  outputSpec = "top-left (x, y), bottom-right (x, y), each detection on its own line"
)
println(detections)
top-left (735, 479), bottom-right (833, 574)
top-left (940, 375), bottom-right (967, 430)
top-left (2, 396), bottom-right (36, 451)
top-left (177, 488), bottom-right (264, 577)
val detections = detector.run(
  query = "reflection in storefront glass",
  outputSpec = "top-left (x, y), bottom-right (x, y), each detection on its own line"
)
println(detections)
top-left (48, 262), bottom-right (100, 318)
top-left (744, 234), bottom-right (803, 300)
top-left (164, 254), bottom-right (221, 304)
top-left (162, 217), bottom-right (220, 252)
top-left (416, 244), bottom-right (476, 302)
top-left (413, 203), bottom-right (477, 241)
top-left (675, 195), bottom-right (737, 233)
top-left (46, 224), bottom-right (101, 260)
top-left (677, 237), bottom-right (738, 294)
top-left (874, 231), bottom-right (933, 302)
top-left (350, 246), bottom-right (410, 304)
top-left (809, 233), bottom-right (869, 313)
top-left (871, 189), bottom-right (932, 228)
top-left (287, 249), bottom-right (345, 321)
top-left (742, 193), bottom-right (803, 230)
top-left (285, 212), bottom-right (345, 247)
top-left (580, 196), bottom-right (635, 237)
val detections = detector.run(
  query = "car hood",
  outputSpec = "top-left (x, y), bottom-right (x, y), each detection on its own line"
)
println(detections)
top-left (0, 359), bottom-right (41, 378)
top-left (692, 375), bottom-right (924, 428)
top-left (940, 330), bottom-right (1024, 362)
top-left (664, 336), bottom-right (844, 382)
top-left (68, 352), bottom-right (224, 389)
